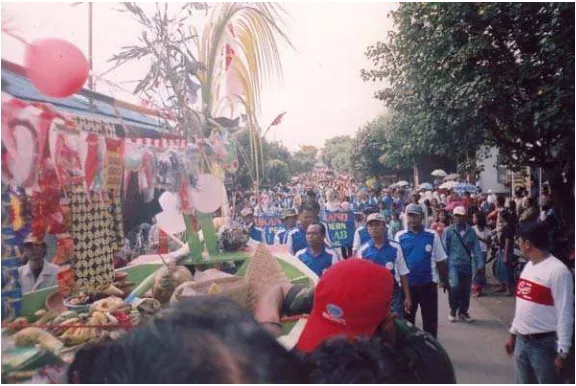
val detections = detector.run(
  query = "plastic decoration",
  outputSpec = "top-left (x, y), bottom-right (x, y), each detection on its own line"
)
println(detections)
top-left (189, 173), bottom-right (225, 214)
top-left (25, 38), bottom-right (89, 98)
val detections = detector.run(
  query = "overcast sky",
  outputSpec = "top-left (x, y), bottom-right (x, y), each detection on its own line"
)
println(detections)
top-left (1, 2), bottom-right (395, 151)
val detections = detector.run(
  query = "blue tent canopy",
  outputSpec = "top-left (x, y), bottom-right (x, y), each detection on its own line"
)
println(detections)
top-left (1, 60), bottom-right (175, 138)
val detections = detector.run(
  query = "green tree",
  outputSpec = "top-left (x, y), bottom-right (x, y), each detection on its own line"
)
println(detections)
top-left (264, 159), bottom-right (291, 186)
top-left (321, 135), bottom-right (353, 173)
top-left (289, 145), bottom-right (318, 175)
top-left (350, 115), bottom-right (390, 180)
top-left (362, 2), bottom-right (575, 225)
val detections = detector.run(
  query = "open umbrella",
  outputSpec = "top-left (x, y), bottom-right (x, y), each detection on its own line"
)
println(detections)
top-left (431, 169), bottom-right (447, 178)
top-left (454, 182), bottom-right (478, 194)
top-left (396, 180), bottom-right (409, 187)
top-left (439, 181), bottom-right (458, 190)
top-left (444, 173), bottom-right (460, 181)
top-left (419, 182), bottom-right (434, 191)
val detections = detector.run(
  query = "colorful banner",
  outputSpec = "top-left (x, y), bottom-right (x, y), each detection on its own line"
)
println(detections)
top-left (255, 215), bottom-right (286, 245)
top-left (324, 210), bottom-right (355, 248)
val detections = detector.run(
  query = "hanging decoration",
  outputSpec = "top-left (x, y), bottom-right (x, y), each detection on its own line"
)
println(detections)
top-left (24, 38), bottom-right (89, 98)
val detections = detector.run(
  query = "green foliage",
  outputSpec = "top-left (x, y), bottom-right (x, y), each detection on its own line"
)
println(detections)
top-left (349, 115), bottom-right (392, 180)
top-left (362, 2), bottom-right (574, 171)
top-left (233, 131), bottom-right (297, 189)
top-left (362, 2), bottom-right (574, 226)
top-left (321, 136), bottom-right (353, 173)
top-left (263, 159), bottom-right (291, 186)
top-left (288, 146), bottom-right (318, 175)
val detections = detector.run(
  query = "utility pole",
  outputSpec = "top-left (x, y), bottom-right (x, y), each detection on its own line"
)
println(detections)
top-left (88, 2), bottom-right (94, 110)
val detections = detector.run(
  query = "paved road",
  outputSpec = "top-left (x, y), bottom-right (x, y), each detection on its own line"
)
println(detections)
top-left (411, 289), bottom-right (515, 384)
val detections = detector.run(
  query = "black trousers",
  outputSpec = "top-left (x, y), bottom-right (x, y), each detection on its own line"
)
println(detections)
top-left (405, 282), bottom-right (438, 338)
top-left (341, 246), bottom-right (353, 259)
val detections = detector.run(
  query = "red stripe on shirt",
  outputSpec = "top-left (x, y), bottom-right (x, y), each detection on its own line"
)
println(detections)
top-left (516, 278), bottom-right (554, 306)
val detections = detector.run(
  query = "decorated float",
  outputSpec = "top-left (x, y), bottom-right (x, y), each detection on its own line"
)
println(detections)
top-left (1, 3), bottom-right (309, 382)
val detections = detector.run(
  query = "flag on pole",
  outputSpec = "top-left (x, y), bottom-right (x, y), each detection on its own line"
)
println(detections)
top-left (270, 112), bottom-right (287, 126)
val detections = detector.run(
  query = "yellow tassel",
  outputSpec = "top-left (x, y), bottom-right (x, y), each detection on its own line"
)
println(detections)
top-left (11, 195), bottom-right (23, 231)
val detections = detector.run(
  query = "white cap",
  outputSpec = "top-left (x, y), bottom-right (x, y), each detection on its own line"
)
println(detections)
top-left (240, 207), bottom-right (254, 217)
top-left (453, 206), bottom-right (466, 216)
top-left (366, 213), bottom-right (387, 223)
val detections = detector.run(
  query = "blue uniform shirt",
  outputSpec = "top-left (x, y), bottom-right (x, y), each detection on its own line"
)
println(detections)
top-left (274, 226), bottom-right (296, 245)
top-left (249, 226), bottom-right (266, 244)
top-left (359, 239), bottom-right (409, 282)
top-left (396, 228), bottom-right (447, 286)
top-left (352, 226), bottom-right (371, 253)
top-left (287, 226), bottom-right (307, 255)
top-left (295, 246), bottom-right (340, 277)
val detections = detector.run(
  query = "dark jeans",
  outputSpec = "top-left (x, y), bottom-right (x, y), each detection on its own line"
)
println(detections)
top-left (405, 282), bottom-right (438, 338)
top-left (391, 282), bottom-right (404, 319)
top-left (514, 334), bottom-right (560, 383)
top-left (341, 246), bottom-right (353, 259)
top-left (448, 265), bottom-right (472, 315)
top-left (497, 249), bottom-right (516, 288)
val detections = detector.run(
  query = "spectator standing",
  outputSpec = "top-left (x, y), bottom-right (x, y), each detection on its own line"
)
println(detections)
top-left (295, 223), bottom-right (340, 277)
top-left (395, 204), bottom-right (449, 338)
top-left (274, 208), bottom-right (298, 245)
top-left (442, 207), bottom-right (484, 323)
top-left (241, 208), bottom-right (266, 245)
top-left (472, 212), bottom-right (490, 297)
top-left (505, 222), bottom-right (574, 384)
top-left (430, 209), bottom-right (449, 239)
top-left (359, 213), bottom-right (412, 319)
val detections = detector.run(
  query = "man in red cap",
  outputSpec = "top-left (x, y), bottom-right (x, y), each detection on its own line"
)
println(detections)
top-left (256, 259), bottom-right (455, 383)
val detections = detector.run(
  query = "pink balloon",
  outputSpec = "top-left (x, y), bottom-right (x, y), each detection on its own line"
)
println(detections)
top-left (25, 38), bottom-right (89, 98)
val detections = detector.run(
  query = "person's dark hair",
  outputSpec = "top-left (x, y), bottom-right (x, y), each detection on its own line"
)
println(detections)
top-left (526, 197), bottom-right (535, 207)
top-left (363, 206), bottom-right (377, 216)
top-left (517, 222), bottom-right (550, 251)
top-left (300, 203), bottom-right (317, 214)
top-left (474, 211), bottom-right (487, 230)
top-left (309, 222), bottom-right (326, 236)
top-left (68, 297), bottom-right (307, 384)
top-left (496, 195), bottom-right (506, 207)
top-left (306, 336), bottom-right (407, 383)
top-left (508, 200), bottom-right (517, 212)
top-left (436, 209), bottom-right (449, 225)
top-left (306, 190), bottom-right (316, 198)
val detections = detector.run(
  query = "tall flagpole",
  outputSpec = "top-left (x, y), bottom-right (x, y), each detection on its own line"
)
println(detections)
top-left (88, 2), bottom-right (93, 91)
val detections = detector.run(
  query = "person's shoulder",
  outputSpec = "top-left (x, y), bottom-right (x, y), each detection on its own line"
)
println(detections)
top-left (44, 262), bottom-right (60, 274)
top-left (393, 319), bottom-right (456, 383)
top-left (396, 230), bottom-right (408, 240)
top-left (295, 248), bottom-right (307, 258)
top-left (358, 242), bottom-right (370, 255)
top-left (423, 228), bottom-right (441, 239)
top-left (325, 248), bottom-right (339, 258)
top-left (288, 228), bottom-right (300, 236)
top-left (547, 256), bottom-right (574, 277)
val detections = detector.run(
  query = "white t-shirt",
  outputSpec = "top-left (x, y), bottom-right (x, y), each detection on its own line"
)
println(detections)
top-left (473, 225), bottom-right (490, 253)
top-left (510, 255), bottom-right (574, 353)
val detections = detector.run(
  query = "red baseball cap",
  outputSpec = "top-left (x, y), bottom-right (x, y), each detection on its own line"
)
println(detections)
top-left (296, 258), bottom-right (394, 353)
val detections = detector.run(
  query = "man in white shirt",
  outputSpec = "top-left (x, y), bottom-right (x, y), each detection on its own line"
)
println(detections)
top-left (505, 222), bottom-right (574, 383)
top-left (18, 234), bottom-right (59, 293)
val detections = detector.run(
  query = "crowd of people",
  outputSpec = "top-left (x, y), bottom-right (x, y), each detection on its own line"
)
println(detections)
top-left (83, 171), bottom-right (573, 384)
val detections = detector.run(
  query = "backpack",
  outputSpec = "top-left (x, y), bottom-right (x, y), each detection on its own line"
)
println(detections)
top-left (392, 319), bottom-right (457, 383)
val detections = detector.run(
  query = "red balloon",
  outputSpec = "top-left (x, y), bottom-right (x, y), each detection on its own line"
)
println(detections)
top-left (25, 38), bottom-right (89, 98)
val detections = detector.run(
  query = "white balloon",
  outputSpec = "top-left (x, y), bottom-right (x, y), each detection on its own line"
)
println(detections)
top-left (158, 190), bottom-right (181, 213)
top-left (155, 211), bottom-right (186, 235)
top-left (189, 173), bottom-right (225, 214)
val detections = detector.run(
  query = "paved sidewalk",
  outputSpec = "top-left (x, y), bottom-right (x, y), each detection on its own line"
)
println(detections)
top-left (410, 289), bottom-right (515, 384)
